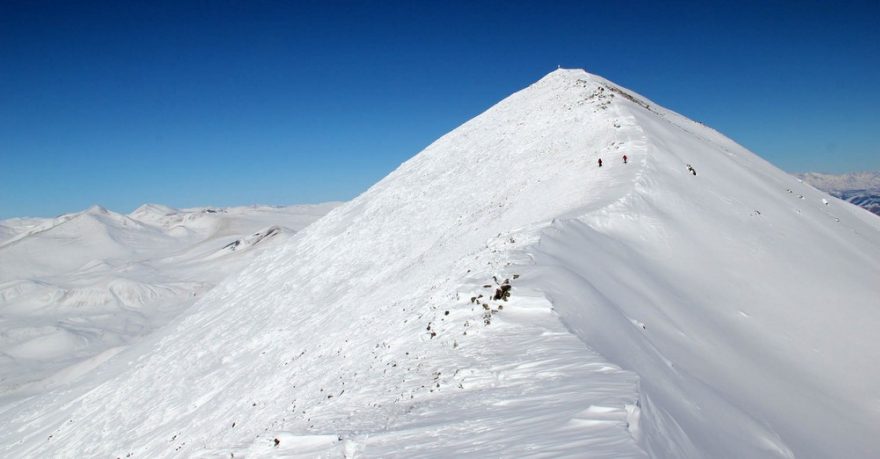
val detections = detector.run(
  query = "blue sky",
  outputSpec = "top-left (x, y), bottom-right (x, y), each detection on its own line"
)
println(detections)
top-left (1, 0), bottom-right (878, 218)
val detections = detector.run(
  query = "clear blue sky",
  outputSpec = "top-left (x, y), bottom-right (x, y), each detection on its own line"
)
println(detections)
top-left (1, 0), bottom-right (878, 218)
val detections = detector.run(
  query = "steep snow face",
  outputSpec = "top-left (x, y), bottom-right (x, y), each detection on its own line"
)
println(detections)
top-left (0, 203), bottom-right (339, 395)
top-left (3, 69), bottom-right (879, 458)
top-left (530, 98), bottom-right (880, 457)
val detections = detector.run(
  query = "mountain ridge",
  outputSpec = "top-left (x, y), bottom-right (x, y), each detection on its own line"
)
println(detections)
top-left (2, 69), bottom-right (879, 458)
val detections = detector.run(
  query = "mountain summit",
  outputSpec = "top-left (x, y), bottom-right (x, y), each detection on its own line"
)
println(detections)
top-left (4, 69), bottom-right (879, 458)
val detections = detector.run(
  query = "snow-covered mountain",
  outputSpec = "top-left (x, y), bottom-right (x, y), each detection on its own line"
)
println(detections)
top-left (795, 171), bottom-right (880, 216)
top-left (0, 203), bottom-right (339, 394)
top-left (2, 69), bottom-right (879, 458)
top-left (795, 171), bottom-right (880, 192)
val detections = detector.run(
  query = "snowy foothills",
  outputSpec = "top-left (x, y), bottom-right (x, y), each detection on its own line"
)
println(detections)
top-left (2, 69), bottom-right (879, 458)
top-left (0, 204), bottom-right (339, 393)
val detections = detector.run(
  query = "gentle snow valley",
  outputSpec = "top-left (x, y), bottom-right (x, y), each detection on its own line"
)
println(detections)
top-left (2, 69), bottom-right (879, 458)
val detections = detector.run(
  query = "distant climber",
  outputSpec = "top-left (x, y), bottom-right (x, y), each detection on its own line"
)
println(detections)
top-left (686, 164), bottom-right (696, 176)
top-left (623, 154), bottom-right (628, 164)
top-left (598, 158), bottom-right (603, 167)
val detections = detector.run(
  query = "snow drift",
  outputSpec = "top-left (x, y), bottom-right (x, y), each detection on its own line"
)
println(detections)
top-left (2, 69), bottom-right (879, 458)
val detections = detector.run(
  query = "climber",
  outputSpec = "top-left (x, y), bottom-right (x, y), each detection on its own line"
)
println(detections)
top-left (686, 164), bottom-right (697, 176)
top-left (598, 158), bottom-right (603, 167)
top-left (623, 154), bottom-right (628, 164)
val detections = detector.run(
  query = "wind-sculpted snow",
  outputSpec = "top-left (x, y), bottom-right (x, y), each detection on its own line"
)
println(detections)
top-left (2, 69), bottom-right (879, 458)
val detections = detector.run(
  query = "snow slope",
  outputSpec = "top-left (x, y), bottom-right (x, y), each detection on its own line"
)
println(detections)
top-left (2, 69), bottom-right (879, 458)
top-left (0, 203), bottom-right (339, 394)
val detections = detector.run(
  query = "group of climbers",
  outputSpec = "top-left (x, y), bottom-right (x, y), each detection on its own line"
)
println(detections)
top-left (597, 154), bottom-right (627, 167)
top-left (595, 154), bottom-right (697, 177)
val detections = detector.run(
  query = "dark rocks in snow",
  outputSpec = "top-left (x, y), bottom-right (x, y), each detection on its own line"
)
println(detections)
top-left (605, 84), bottom-right (652, 112)
top-left (493, 284), bottom-right (511, 301)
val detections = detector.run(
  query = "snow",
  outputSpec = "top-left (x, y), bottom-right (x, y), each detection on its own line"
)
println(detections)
top-left (796, 171), bottom-right (880, 216)
top-left (2, 69), bottom-right (879, 458)
top-left (0, 203), bottom-right (339, 394)
top-left (795, 171), bottom-right (880, 193)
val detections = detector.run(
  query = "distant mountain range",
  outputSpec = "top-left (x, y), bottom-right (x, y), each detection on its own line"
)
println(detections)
top-left (0, 202), bottom-right (339, 393)
top-left (795, 171), bottom-right (880, 216)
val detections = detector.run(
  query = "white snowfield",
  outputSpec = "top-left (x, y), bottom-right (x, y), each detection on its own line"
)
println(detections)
top-left (0, 203), bottom-right (339, 394)
top-left (2, 69), bottom-right (879, 458)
